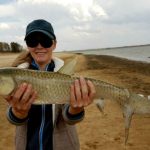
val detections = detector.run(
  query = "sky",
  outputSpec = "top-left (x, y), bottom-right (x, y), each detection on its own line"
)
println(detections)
top-left (0, 0), bottom-right (150, 51)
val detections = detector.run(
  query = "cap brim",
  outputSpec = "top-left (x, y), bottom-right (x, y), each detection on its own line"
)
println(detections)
top-left (24, 29), bottom-right (55, 40)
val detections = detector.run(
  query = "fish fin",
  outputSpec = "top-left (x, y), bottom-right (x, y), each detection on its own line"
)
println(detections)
top-left (58, 56), bottom-right (78, 75)
top-left (94, 98), bottom-right (105, 115)
top-left (123, 105), bottom-right (134, 145)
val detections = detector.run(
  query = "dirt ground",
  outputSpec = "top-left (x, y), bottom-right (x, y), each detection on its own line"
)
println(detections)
top-left (0, 52), bottom-right (150, 150)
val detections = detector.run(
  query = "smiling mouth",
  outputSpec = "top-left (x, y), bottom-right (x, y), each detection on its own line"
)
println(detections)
top-left (36, 52), bottom-right (46, 55)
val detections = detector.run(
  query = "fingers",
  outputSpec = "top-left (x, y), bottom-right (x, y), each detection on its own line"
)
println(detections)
top-left (5, 83), bottom-right (37, 118)
top-left (26, 90), bottom-right (37, 109)
top-left (74, 79), bottom-right (82, 107)
top-left (80, 77), bottom-right (89, 106)
top-left (70, 84), bottom-right (77, 107)
top-left (87, 80), bottom-right (96, 103)
top-left (20, 84), bottom-right (33, 104)
top-left (70, 76), bottom-right (96, 108)
top-left (10, 83), bottom-right (28, 106)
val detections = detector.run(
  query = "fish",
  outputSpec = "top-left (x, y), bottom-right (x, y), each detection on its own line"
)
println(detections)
top-left (0, 67), bottom-right (130, 105)
top-left (0, 58), bottom-right (149, 144)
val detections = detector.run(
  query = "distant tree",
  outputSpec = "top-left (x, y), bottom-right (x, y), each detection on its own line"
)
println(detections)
top-left (0, 42), bottom-right (10, 52)
top-left (10, 42), bottom-right (23, 52)
top-left (3, 42), bottom-right (10, 51)
top-left (0, 42), bottom-right (3, 51)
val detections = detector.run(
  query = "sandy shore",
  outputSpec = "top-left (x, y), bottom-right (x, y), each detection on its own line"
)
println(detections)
top-left (0, 52), bottom-right (150, 150)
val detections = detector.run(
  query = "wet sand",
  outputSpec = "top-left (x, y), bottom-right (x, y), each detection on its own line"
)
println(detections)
top-left (0, 52), bottom-right (150, 150)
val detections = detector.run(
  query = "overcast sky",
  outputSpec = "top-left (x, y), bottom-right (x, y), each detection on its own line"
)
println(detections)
top-left (0, 0), bottom-right (150, 51)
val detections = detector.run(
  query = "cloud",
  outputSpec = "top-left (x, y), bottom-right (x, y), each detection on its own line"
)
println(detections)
top-left (97, 0), bottom-right (150, 24)
top-left (0, 0), bottom-right (150, 51)
top-left (0, 4), bottom-right (15, 17)
top-left (0, 23), bottom-right (10, 29)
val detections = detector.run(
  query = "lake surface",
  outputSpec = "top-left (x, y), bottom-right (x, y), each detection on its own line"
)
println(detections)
top-left (71, 45), bottom-right (150, 63)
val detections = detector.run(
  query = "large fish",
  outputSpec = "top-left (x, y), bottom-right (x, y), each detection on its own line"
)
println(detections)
top-left (0, 58), bottom-right (149, 144)
top-left (0, 67), bottom-right (130, 104)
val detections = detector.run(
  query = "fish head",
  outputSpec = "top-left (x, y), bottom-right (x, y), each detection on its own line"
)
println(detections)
top-left (0, 75), bottom-right (15, 96)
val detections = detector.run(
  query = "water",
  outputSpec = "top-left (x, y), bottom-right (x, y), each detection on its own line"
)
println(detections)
top-left (72, 45), bottom-right (150, 63)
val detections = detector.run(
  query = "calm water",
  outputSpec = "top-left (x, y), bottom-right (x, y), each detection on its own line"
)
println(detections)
top-left (72, 45), bottom-right (150, 63)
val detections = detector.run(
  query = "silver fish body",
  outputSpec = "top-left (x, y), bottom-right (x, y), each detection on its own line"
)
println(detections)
top-left (0, 67), bottom-right (130, 105)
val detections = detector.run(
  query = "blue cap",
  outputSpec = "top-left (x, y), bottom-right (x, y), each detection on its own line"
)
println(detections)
top-left (24, 19), bottom-right (56, 40)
